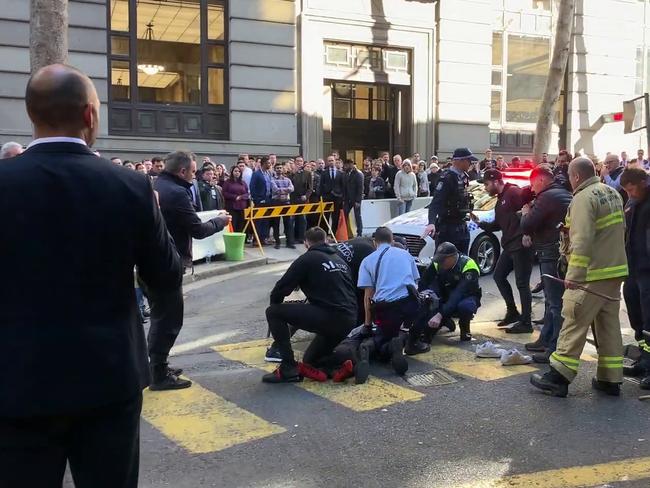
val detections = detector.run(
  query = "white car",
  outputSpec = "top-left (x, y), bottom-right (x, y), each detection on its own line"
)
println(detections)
top-left (385, 207), bottom-right (500, 275)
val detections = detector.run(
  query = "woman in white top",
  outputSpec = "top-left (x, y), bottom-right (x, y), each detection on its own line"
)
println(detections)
top-left (394, 159), bottom-right (418, 215)
top-left (416, 161), bottom-right (430, 197)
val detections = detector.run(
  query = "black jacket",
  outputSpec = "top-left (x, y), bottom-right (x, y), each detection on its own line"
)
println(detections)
top-left (419, 255), bottom-right (481, 317)
top-left (320, 168), bottom-right (344, 201)
top-left (520, 182), bottom-right (572, 249)
top-left (198, 180), bottom-right (225, 211)
top-left (155, 172), bottom-right (226, 266)
top-left (479, 183), bottom-right (526, 252)
top-left (270, 244), bottom-right (357, 317)
top-left (343, 168), bottom-right (364, 205)
top-left (0, 142), bottom-right (183, 417)
top-left (625, 188), bottom-right (650, 273)
top-left (334, 238), bottom-right (376, 285)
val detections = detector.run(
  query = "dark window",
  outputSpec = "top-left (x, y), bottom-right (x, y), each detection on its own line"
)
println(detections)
top-left (107, 0), bottom-right (228, 139)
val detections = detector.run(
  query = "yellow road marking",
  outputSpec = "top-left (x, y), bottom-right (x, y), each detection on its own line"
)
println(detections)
top-left (453, 456), bottom-right (650, 488)
top-left (416, 344), bottom-right (537, 381)
top-left (214, 342), bottom-right (424, 411)
top-left (142, 381), bottom-right (285, 454)
top-left (471, 322), bottom-right (597, 362)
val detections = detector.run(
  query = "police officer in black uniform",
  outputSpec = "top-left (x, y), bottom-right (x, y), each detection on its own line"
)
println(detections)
top-left (406, 242), bottom-right (482, 352)
top-left (423, 148), bottom-right (476, 254)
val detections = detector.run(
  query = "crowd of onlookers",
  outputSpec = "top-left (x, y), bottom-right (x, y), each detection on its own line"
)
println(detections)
top-left (3, 138), bottom-right (650, 244)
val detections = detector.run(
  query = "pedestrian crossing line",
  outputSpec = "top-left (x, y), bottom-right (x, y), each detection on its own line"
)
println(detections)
top-left (452, 455), bottom-right (650, 487)
top-left (416, 344), bottom-right (537, 381)
top-left (471, 322), bottom-right (597, 362)
top-left (142, 380), bottom-right (285, 454)
top-left (213, 342), bottom-right (424, 411)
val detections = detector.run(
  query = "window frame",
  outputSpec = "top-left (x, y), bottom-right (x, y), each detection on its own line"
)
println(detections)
top-left (106, 0), bottom-right (229, 140)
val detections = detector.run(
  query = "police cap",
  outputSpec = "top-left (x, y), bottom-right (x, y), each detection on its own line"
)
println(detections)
top-left (452, 148), bottom-right (479, 161)
top-left (433, 242), bottom-right (459, 263)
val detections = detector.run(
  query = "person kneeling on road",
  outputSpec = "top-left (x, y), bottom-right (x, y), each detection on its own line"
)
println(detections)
top-left (406, 242), bottom-right (482, 354)
top-left (357, 227), bottom-right (420, 376)
top-left (263, 227), bottom-right (358, 383)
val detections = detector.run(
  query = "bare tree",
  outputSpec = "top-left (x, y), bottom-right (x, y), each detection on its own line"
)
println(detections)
top-left (533, 0), bottom-right (576, 163)
top-left (30, 0), bottom-right (69, 72)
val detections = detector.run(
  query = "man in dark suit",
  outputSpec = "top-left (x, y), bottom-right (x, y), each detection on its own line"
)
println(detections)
top-left (342, 159), bottom-right (364, 237)
top-left (152, 151), bottom-right (230, 390)
top-left (320, 154), bottom-right (344, 233)
top-left (0, 64), bottom-right (183, 487)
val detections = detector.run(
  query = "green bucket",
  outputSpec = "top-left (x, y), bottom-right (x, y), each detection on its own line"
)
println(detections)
top-left (223, 232), bottom-right (246, 261)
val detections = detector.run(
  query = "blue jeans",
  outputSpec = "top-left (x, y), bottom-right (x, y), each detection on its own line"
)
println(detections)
top-left (397, 199), bottom-right (413, 215)
top-left (537, 247), bottom-right (564, 352)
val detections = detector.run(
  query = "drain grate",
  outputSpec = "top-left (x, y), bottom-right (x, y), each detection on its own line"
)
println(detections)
top-left (405, 369), bottom-right (457, 387)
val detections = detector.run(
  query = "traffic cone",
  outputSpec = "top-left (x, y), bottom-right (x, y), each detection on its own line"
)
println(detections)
top-left (335, 209), bottom-right (349, 241)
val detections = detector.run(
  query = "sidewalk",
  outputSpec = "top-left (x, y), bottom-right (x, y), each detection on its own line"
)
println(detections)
top-left (183, 245), bottom-right (303, 285)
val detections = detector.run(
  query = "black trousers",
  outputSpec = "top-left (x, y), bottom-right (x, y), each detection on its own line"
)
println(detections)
top-left (436, 222), bottom-right (470, 255)
top-left (624, 271), bottom-right (650, 343)
top-left (266, 303), bottom-right (354, 365)
top-left (0, 394), bottom-right (142, 488)
top-left (344, 202), bottom-right (363, 237)
top-left (230, 208), bottom-right (245, 233)
top-left (329, 198), bottom-right (343, 233)
top-left (146, 286), bottom-right (184, 366)
top-left (493, 248), bottom-right (534, 322)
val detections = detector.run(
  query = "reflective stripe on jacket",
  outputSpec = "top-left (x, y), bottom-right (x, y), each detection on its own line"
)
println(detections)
top-left (564, 176), bottom-right (628, 283)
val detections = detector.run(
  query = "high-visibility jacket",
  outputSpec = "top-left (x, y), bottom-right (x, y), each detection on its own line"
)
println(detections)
top-left (564, 176), bottom-right (628, 283)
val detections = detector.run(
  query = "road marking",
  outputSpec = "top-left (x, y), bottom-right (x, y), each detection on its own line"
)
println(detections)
top-left (214, 341), bottom-right (424, 411)
top-left (416, 344), bottom-right (537, 381)
top-left (453, 456), bottom-right (650, 487)
top-left (142, 381), bottom-right (285, 454)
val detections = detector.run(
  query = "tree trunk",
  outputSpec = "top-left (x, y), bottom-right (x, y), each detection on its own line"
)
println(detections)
top-left (30, 0), bottom-right (69, 72)
top-left (533, 0), bottom-right (576, 163)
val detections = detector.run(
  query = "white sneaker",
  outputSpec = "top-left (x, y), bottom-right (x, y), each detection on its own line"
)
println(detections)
top-left (475, 341), bottom-right (505, 358)
top-left (500, 349), bottom-right (533, 366)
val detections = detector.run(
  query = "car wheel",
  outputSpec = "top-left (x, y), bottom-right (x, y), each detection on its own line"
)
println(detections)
top-left (470, 234), bottom-right (499, 275)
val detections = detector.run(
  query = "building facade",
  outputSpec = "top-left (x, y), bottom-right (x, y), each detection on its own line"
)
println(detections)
top-left (0, 0), bottom-right (649, 163)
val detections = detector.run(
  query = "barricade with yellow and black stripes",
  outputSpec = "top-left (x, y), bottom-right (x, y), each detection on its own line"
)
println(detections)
top-left (243, 198), bottom-right (335, 254)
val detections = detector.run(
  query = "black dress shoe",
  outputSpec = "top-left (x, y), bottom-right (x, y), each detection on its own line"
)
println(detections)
top-left (525, 338), bottom-right (547, 352)
top-left (533, 351), bottom-right (551, 364)
top-left (531, 281), bottom-right (544, 294)
top-left (286, 244), bottom-right (296, 249)
top-left (641, 376), bottom-right (650, 390)
top-left (149, 372), bottom-right (192, 391)
top-left (506, 321), bottom-right (534, 334)
top-left (169, 366), bottom-right (183, 376)
top-left (262, 364), bottom-right (302, 384)
top-left (404, 339), bottom-right (431, 356)
top-left (497, 309), bottom-right (521, 328)
top-left (532, 317), bottom-right (545, 325)
top-left (355, 338), bottom-right (373, 385)
top-left (623, 361), bottom-right (646, 377)
top-left (530, 369), bottom-right (569, 397)
top-left (592, 378), bottom-right (621, 396)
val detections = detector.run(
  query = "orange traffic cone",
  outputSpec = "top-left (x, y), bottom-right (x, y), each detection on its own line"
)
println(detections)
top-left (335, 209), bottom-right (349, 242)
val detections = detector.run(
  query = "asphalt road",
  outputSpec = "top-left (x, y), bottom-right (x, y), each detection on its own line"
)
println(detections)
top-left (126, 263), bottom-right (648, 488)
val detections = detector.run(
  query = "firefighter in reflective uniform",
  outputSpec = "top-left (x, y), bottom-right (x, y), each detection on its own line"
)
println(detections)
top-left (423, 148), bottom-right (476, 254)
top-left (405, 242), bottom-right (482, 355)
top-left (531, 158), bottom-right (629, 398)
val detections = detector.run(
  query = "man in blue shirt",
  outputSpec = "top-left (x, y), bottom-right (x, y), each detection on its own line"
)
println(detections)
top-left (357, 227), bottom-right (420, 375)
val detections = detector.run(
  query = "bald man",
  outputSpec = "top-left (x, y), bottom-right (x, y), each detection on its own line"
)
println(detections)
top-left (531, 157), bottom-right (628, 398)
top-left (0, 64), bottom-right (183, 487)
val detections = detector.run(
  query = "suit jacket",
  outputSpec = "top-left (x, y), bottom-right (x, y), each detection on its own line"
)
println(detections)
top-left (320, 168), bottom-right (344, 201)
top-left (343, 168), bottom-right (364, 205)
top-left (155, 172), bottom-right (226, 267)
top-left (250, 170), bottom-right (272, 204)
top-left (0, 142), bottom-right (183, 417)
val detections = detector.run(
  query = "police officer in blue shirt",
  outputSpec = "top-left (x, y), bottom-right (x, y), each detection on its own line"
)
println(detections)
top-left (423, 148), bottom-right (476, 254)
top-left (357, 227), bottom-right (420, 375)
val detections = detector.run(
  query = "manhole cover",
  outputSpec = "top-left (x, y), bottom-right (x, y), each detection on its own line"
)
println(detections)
top-left (405, 370), bottom-right (457, 387)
